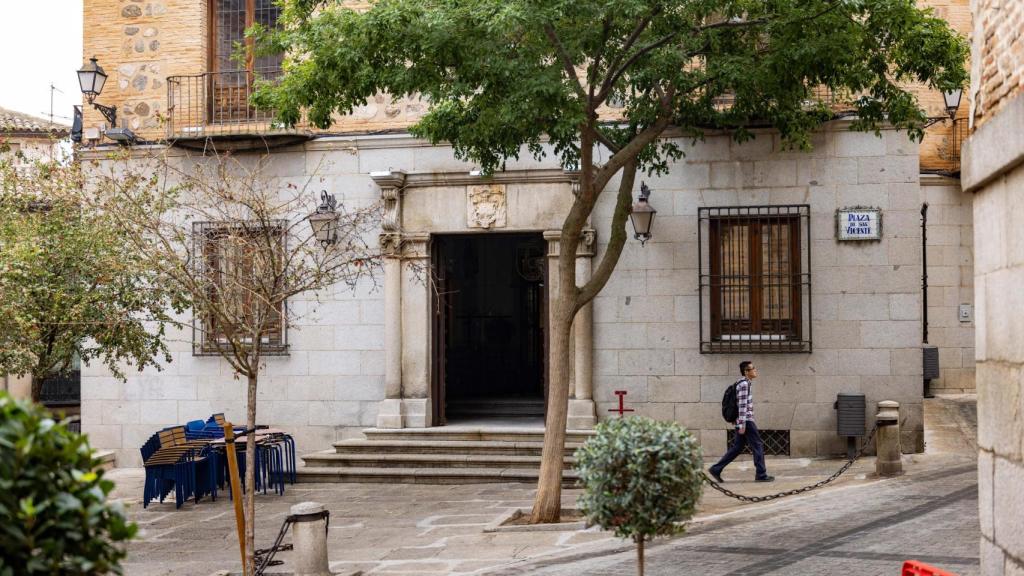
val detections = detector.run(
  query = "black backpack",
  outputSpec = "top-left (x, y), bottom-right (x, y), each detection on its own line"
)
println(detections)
top-left (721, 380), bottom-right (742, 423)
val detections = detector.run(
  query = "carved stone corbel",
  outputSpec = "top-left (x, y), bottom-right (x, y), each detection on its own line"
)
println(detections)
top-left (371, 170), bottom-right (407, 234)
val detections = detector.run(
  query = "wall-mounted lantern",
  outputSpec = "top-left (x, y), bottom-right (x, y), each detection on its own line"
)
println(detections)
top-left (77, 56), bottom-right (136, 143)
top-left (629, 182), bottom-right (656, 246)
top-left (309, 191), bottom-right (339, 248)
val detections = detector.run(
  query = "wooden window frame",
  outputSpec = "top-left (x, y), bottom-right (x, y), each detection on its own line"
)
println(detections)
top-left (208, 0), bottom-right (283, 76)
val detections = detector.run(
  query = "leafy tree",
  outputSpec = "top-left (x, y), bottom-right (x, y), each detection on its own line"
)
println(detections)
top-left (0, 152), bottom-right (185, 401)
top-left (90, 150), bottom-right (379, 576)
top-left (256, 0), bottom-right (968, 522)
top-left (0, 392), bottom-right (137, 575)
top-left (576, 417), bottom-right (704, 576)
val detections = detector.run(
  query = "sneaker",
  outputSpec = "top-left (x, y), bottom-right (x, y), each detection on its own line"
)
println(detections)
top-left (709, 470), bottom-right (724, 483)
top-left (755, 475), bottom-right (775, 482)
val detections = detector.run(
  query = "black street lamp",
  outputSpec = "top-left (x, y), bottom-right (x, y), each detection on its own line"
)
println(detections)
top-left (309, 191), bottom-right (339, 248)
top-left (629, 182), bottom-right (657, 246)
top-left (943, 88), bottom-right (963, 120)
top-left (77, 57), bottom-right (118, 126)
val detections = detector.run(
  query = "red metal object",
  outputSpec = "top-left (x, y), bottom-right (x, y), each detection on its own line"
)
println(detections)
top-left (608, 390), bottom-right (635, 418)
top-left (902, 560), bottom-right (958, 576)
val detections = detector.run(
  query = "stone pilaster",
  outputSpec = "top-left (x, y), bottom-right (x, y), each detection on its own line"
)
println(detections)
top-left (399, 233), bottom-right (432, 428)
top-left (544, 228), bottom-right (598, 430)
top-left (372, 171), bottom-right (407, 428)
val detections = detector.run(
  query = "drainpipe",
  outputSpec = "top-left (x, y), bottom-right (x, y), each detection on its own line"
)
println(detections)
top-left (921, 203), bottom-right (934, 399)
top-left (921, 203), bottom-right (929, 344)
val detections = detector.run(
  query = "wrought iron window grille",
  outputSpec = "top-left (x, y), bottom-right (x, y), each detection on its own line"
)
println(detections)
top-left (699, 205), bottom-right (812, 354)
top-left (192, 220), bottom-right (290, 356)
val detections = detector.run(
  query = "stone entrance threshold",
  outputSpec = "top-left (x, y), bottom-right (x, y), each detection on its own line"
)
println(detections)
top-left (297, 420), bottom-right (595, 485)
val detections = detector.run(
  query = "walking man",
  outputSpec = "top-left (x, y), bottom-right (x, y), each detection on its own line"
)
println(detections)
top-left (709, 361), bottom-right (774, 483)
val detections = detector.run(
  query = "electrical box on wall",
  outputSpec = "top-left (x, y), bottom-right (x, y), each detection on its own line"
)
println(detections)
top-left (959, 304), bottom-right (972, 323)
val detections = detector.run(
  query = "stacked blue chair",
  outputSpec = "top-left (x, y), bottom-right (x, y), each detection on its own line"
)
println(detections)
top-left (139, 415), bottom-right (298, 509)
top-left (140, 426), bottom-right (217, 509)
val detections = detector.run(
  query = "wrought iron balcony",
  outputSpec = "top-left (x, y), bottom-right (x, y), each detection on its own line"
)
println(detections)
top-left (166, 70), bottom-right (310, 149)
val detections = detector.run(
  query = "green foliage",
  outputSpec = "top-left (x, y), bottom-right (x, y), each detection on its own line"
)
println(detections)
top-left (0, 392), bottom-right (137, 575)
top-left (0, 154), bottom-right (186, 395)
top-left (576, 417), bottom-right (704, 542)
top-left (258, 0), bottom-right (968, 174)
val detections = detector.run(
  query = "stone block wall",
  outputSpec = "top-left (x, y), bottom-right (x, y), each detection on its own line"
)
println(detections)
top-left (963, 32), bottom-right (1024, 571)
top-left (922, 175), bottom-right (976, 392)
top-left (590, 124), bottom-right (926, 457)
top-left (79, 145), bottom-right (387, 467)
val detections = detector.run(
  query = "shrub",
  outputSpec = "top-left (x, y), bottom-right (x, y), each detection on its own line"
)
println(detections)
top-left (0, 393), bottom-right (136, 575)
top-left (576, 417), bottom-right (704, 576)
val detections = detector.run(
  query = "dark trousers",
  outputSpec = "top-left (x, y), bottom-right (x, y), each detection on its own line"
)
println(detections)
top-left (709, 420), bottom-right (768, 480)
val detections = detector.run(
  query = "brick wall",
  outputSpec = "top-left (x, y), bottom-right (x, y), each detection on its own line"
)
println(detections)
top-left (82, 0), bottom-right (969, 172)
top-left (918, 0), bottom-right (972, 174)
top-left (970, 0), bottom-right (1024, 127)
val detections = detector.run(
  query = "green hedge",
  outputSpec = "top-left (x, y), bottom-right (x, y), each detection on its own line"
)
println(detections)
top-left (0, 393), bottom-right (136, 575)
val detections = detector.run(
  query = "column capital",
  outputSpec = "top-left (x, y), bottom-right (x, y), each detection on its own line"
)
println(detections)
top-left (543, 228), bottom-right (597, 258)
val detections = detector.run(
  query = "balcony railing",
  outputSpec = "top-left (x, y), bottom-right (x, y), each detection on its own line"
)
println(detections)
top-left (166, 70), bottom-right (308, 141)
top-left (949, 117), bottom-right (968, 175)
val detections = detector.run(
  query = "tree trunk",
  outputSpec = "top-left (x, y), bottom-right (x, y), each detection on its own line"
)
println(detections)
top-left (531, 297), bottom-right (574, 523)
top-left (636, 536), bottom-right (645, 576)
top-left (244, 372), bottom-right (258, 576)
top-left (30, 375), bottom-right (42, 404)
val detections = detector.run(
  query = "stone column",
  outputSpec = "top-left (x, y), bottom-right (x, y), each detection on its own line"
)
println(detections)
top-left (544, 229), bottom-right (598, 430)
top-left (372, 171), bottom-right (406, 429)
top-left (400, 233), bottom-right (432, 427)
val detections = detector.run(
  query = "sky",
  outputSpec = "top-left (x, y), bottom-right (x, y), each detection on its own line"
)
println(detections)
top-left (0, 1), bottom-right (83, 125)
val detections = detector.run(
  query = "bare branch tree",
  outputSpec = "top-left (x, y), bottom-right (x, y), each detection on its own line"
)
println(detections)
top-left (84, 148), bottom-right (380, 574)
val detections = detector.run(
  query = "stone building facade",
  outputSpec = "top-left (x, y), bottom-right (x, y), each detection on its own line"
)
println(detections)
top-left (79, 1), bottom-right (975, 467)
top-left (964, 0), bottom-right (1024, 573)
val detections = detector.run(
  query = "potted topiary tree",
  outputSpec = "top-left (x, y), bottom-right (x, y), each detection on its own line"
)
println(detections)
top-left (576, 417), bottom-right (704, 576)
top-left (0, 392), bottom-right (137, 575)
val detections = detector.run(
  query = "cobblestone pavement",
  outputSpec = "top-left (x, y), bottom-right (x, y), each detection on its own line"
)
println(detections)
top-left (107, 396), bottom-right (978, 575)
top-left (483, 394), bottom-right (980, 576)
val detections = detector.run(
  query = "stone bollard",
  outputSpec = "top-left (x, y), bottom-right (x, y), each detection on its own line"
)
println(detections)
top-left (875, 401), bottom-right (903, 476)
top-left (290, 502), bottom-right (331, 576)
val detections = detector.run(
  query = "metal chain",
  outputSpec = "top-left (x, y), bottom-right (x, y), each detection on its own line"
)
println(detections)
top-left (703, 424), bottom-right (878, 503)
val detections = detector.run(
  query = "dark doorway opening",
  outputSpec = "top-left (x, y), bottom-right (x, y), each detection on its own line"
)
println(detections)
top-left (432, 233), bottom-right (547, 423)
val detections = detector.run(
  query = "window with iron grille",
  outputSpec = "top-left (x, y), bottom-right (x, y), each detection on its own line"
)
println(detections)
top-left (193, 221), bottom-right (288, 356)
top-left (726, 429), bottom-right (791, 456)
top-left (699, 205), bottom-right (811, 353)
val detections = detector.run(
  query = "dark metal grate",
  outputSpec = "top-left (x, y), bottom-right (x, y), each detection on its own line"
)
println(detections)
top-left (38, 371), bottom-right (81, 406)
top-left (191, 221), bottom-right (290, 356)
top-left (726, 428), bottom-right (791, 456)
top-left (699, 205), bottom-right (812, 353)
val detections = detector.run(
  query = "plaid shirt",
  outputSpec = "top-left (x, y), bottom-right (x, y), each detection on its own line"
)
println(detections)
top-left (735, 378), bottom-right (754, 428)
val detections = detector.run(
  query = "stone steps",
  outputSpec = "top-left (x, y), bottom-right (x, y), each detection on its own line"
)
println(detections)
top-left (296, 466), bottom-right (579, 485)
top-left (302, 451), bottom-right (577, 469)
top-left (327, 439), bottom-right (584, 456)
top-left (446, 398), bottom-right (545, 418)
top-left (299, 426), bottom-right (593, 484)
top-left (362, 427), bottom-right (595, 443)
